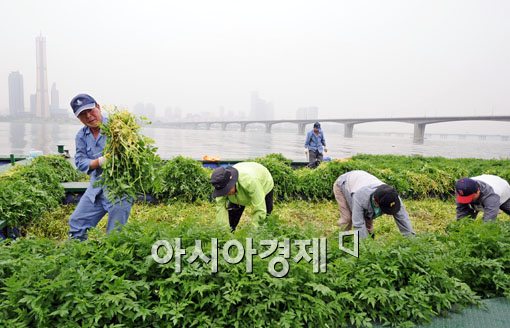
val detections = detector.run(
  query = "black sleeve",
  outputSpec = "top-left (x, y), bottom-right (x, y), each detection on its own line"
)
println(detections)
top-left (456, 202), bottom-right (477, 219)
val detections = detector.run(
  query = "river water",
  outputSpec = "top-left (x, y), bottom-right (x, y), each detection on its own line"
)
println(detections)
top-left (1, 122), bottom-right (509, 160)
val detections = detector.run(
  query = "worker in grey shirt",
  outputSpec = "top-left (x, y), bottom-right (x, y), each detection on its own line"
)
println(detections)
top-left (333, 170), bottom-right (415, 239)
top-left (455, 175), bottom-right (510, 221)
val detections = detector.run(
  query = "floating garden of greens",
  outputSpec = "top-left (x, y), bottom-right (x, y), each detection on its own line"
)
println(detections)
top-left (1, 153), bottom-right (510, 327)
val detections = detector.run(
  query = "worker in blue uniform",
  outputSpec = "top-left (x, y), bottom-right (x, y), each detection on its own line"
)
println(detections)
top-left (68, 94), bottom-right (132, 241)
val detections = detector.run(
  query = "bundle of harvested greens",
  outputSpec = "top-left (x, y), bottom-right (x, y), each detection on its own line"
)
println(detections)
top-left (98, 107), bottom-right (161, 202)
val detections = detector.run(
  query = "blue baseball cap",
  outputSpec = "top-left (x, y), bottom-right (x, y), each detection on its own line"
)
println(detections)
top-left (455, 178), bottom-right (479, 204)
top-left (70, 94), bottom-right (97, 117)
top-left (313, 122), bottom-right (321, 129)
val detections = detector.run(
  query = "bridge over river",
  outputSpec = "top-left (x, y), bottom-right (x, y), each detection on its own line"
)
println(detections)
top-left (158, 115), bottom-right (510, 144)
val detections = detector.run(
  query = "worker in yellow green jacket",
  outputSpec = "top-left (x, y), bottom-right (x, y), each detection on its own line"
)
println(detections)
top-left (210, 162), bottom-right (274, 231)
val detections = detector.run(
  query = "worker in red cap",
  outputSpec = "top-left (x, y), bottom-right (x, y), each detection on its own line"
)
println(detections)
top-left (455, 175), bottom-right (510, 221)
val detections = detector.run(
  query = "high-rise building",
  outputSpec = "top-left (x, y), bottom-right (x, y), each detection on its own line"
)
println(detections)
top-left (145, 103), bottom-right (156, 120)
top-left (35, 35), bottom-right (50, 118)
top-left (8, 71), bottom-right (25, 117)
top-left (174, 107), bottom-right (182, 120)
top-left (164, 107), bottom-right (173, 118)
top-left (296, 106), bottom-right (319, 120)
top-left (49, 82), bottom-right (69, 118)
top-left (250, 92), bottom-right (274, 120)
top-left (50, 82), bottom-right (59, 111)
top-left (157, 106), bottom-right (173, 122)
top-left (133, 103), bottom-right (145, 116)
top-left (219, 106), bottom-right (225, 120)
top-left (30, 94), bottom-right (37, 116)
top-left (133, 102), bottom-right (156, 121)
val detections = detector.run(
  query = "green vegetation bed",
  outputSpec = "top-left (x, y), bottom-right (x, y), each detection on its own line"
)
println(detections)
top-left (1, 154), bottom-right (509, 327)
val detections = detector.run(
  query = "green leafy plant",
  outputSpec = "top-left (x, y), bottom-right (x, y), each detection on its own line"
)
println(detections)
top-left (254, 153), bottom-right (298, 201)
top-left (99, 108), bottom-right (161, 201)
top-left (0, 178), bottom-right (59, 228)
top-left (442, 220), bottom-right (510, 298)
top-left (0, 156), bottom-right (68, 228)
top-left (154, 156), bottom-right (213, 203)
top-left (31, 155), bottom-right (86, 182)
top-left (295, 160), bottom-right (350, 201)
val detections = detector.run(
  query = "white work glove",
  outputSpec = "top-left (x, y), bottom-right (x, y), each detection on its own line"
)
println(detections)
top-left (98, 156), bottom-right (106, 167)
top-left (304, 148), bottom-right (309, 154)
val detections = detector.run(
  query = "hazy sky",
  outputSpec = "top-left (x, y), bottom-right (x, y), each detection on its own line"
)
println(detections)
top-left (1, 0), bottom-right (509, 133)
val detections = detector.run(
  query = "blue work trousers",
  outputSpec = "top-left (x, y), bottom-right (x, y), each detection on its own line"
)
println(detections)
top-left (69, 191), bottom-right (132, 241)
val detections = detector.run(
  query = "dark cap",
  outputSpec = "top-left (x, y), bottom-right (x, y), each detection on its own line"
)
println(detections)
top-left (313, 122), bottom-right (321, 129)
top-left (455, 178), bottom-right (479, 204)
top-left (210, 166), bottom-right (239, 197)
top-left (70, 94), bottom-right (97, 117)
top-left (373, 184), bottom-right (401, 215)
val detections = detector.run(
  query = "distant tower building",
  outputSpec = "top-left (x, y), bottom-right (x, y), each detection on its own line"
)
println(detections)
top-left (219, 106), bottom-right (225, 120)
top-left (174, 107), bottom-right (182, 120)
top-left (145, 103), bottom-right (156, 120)
top-left (250, 92), bottom-right (274, 120)
top-left (267, 102), bottom-right (274, 120)
top-left (158, 107), bottom-right (173, 122)
top-left (165, 107), bottom-right (173, 118)
top-left (8, 71), bottom-right (25, 117)
top-left (296, 106), bottom-right (319, 120)
top-left (35, 35), bottom-right (50, 118)
top-left (30, 94), bottom-right (37, 116)
top-left (133, 103), bottom-right (145, 116)
top-left (250, 92), bottom-right (258, 119)
top-left (132, 102), bottom-right (156, 120)
top-left (49, 82), bottom-right (69, 118)
top-left (50, 82), bottom-right (59, 111)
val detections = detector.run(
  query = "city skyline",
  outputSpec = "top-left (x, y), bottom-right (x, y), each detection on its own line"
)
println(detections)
top-left (1, 1), bottom-right (509, 135)
top-left (6, 35), bottom-right (70, 119)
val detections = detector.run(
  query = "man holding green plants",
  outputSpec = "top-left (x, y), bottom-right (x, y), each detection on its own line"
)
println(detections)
top-left (67, 94), bottom-right (132, 241)
top-left (455, 175), bottom-right (510, 221)
top-left (211, 162), bottom-right (274, 231)
top-left (333, 170), bottom-right (415, 239)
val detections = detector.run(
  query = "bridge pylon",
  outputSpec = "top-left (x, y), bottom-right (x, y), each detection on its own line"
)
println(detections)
top-left (413, 123), bottom-right (426, 144)
top-left (298, 123), bottom-right (306, 135)
top-left (344, 123), bottom-right (354, 138)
